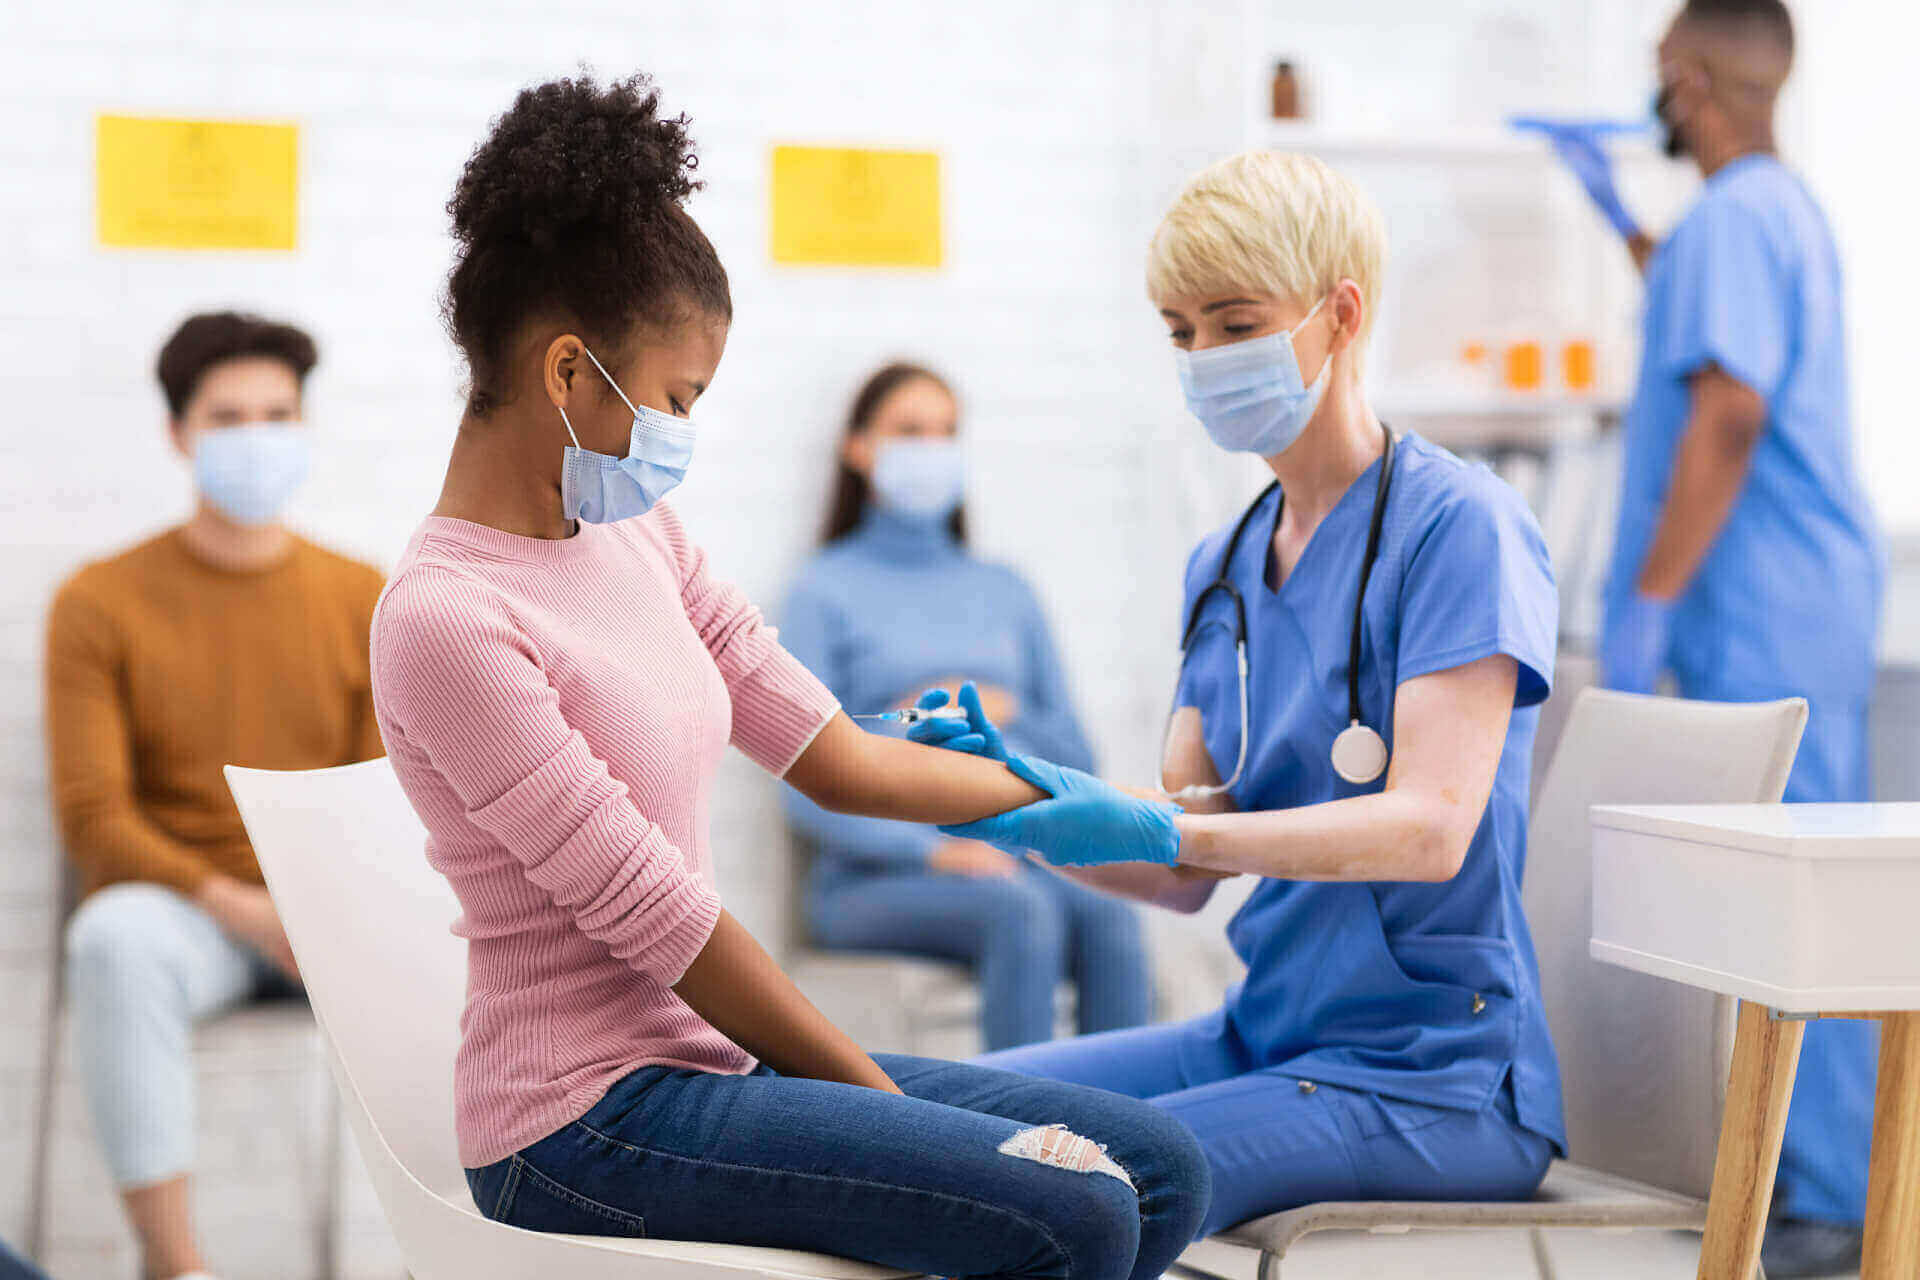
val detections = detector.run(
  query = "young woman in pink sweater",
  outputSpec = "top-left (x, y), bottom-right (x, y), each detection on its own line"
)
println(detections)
top-left (367, 74), bottom-right (1208, 1280)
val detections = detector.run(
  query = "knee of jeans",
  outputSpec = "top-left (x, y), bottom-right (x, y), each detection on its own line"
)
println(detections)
top-left (1001, 1127), bottom-right (1142, 1280)
top-left (65, 884), bottom-right (179, 986)
top-left (981, 880), bottom-right (1065, 955)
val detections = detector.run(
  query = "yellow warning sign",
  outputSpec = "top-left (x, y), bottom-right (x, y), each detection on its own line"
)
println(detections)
top-left (96, 115), bottom-right (299, 251)
top-left (770, 145), bottom-right (942, 269)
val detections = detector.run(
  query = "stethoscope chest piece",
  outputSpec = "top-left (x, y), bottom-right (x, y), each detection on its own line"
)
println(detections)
top-left (1331, 721), bottom-right (1389, 785)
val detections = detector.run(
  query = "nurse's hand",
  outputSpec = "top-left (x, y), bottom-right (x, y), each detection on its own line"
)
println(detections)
top-left (1599, 592), bottom-right (1675, 695)
top-left (939, 756), bottom-right (1183, 867)
top-left (1510, 117), bottom-right (1643, 241)
top-left (907, 682), bottom-right (1008, 762)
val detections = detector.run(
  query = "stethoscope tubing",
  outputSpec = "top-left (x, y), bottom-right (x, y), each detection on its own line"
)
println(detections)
top-left (1161, 425), bottom-right (1397, 798)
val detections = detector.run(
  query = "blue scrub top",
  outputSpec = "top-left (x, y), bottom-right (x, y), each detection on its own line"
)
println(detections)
top-left (1606, 153), bottom-right (1882, 702)
top-left (1175, 433), bottom-right (1565, 1151)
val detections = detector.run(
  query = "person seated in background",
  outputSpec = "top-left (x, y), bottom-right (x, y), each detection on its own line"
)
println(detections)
top-left (43, 312), bottom-right (386, 1280)
top-left (780, 362), bottom-right (1152, 1051)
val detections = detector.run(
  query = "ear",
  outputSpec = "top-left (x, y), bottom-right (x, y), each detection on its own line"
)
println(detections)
top-left (167, 417), bottom-right (191, 461)
top-left (1327, 278), bottom-right (1367, 357)
top-left (841, 427), bottom-right (879, 478)
top-left (543, 333), bottom-right (585, 411)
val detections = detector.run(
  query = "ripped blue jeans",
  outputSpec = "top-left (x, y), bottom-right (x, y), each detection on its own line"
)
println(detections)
top-left (466, 1054), bottom-right (1210, 1280)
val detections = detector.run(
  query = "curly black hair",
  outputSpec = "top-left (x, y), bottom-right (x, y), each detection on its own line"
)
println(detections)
top-left (157, 312), bottom-right (318, 417)
top-left (445, 73), bottom-right (732, 416)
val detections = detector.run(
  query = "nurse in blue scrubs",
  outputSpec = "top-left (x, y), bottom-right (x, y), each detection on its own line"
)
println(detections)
top-left (908, 150), bottom-right (1564, 1234)
top-left (1543, 4), bottom-right (1882, 1271)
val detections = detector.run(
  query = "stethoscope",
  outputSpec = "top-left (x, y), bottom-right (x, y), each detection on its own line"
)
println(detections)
top-left (1160, 425), bottom-right (1397, 800)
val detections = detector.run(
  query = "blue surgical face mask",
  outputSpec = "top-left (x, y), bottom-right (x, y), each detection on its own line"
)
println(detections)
top-left (192, 423), bottom-right (311, 526)
top-left (871, 439), bottom-right (965, 520)
top-left (558, 346), bottom-right (695, 524)
top-left (1175, 295), bottom-right (1331, 458)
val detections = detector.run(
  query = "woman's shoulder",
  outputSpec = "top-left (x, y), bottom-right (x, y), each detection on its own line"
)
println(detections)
top-left (1391, 434), bottom-right (1541, 537)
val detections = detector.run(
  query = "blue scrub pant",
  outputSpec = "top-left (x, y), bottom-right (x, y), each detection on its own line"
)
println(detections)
top-left (981, 1016), bottom-right (1554, 1236)
top-left (1683, 680), bottom-right (1878, 1226)
top-left (809, 862), bottom-right (1152, 1051)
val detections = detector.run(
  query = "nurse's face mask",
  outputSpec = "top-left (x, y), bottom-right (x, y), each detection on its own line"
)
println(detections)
top-left (556, 345), bottom-right (695, 525)
top-left (1176, 296), bottom-right (1333, 458)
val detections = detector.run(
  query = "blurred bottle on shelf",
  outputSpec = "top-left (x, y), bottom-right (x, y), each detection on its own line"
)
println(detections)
top-left (1503, 340), bottom-right (1544, 392)
top-left (1562, 338), bottom-right (1596, 393)
top-left (1270, 61), bottom-right (1304, 120)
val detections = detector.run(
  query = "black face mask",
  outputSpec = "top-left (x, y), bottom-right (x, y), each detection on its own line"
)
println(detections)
top-left (1653, 85), bottom-right (1688, 158)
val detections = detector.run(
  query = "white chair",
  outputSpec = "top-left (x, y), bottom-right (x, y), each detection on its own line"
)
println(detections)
top-left (1194, 689), bottom-right (1807, 1279)
top-left (224, 758), bottom-right (913, 1280)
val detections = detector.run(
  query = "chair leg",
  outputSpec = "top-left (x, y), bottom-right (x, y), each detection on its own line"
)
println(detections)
top-left (26, 952), bottom-right (66, 1262)
top-left (1256, 1247), bottom-right (1280, 1280)
top-left (317, 1047), bottom-right (343, 1279)
top-left (1528, 1227), bottom-right (1556, 1280)
top-left (1697, 1002), bottom-right (1804, 1280)
top-left (1862, 1011), bottom-right (1920, 1279)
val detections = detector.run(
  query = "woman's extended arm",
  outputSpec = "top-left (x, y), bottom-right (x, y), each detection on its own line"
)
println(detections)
top-left (1174, 654), bottom-right (1517, 882)
top-left (784, 712), bottom-right (1045, 825)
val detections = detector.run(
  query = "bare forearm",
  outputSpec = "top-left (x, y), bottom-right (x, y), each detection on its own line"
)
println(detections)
top-left (1637, 410), bottom-right (1761, 600)
top-left (786, 713), bottom-right (1043, 825)
top-left (673, 910), bottom-right (898, 1093)
top-left (1049, 861), bottom-right (1219, 912)
top-left (1176, 789), bottom-right (1470, 884)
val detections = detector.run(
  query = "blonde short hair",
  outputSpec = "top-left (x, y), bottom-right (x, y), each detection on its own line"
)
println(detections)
top-left (1147, 151), bottom-right (1386, 336)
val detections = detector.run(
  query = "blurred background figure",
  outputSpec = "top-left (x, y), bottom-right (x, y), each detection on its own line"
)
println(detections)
top-left (42, 313), bottom-right (386, 1280)
top-left (780, 362), bottom-right (1151, 1051)
top-left (1551, 2), bottom-right (1881, 1274)
top-left (0, 1237), bottom-right (51, 1280)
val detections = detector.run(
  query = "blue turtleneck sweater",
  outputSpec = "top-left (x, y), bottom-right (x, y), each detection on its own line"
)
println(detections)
top-left (780, 508), bottom-right (1095, 871)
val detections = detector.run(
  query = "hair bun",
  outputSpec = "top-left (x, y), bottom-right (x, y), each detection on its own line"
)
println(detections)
top-left (448, 72), bottom-right (702, 254)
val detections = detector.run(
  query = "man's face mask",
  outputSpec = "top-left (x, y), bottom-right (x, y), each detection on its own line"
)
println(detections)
top-left (1654, 84), bottom-right (1688, 158)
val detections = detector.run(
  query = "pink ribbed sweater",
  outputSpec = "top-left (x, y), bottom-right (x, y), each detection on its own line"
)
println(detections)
top-left (369, 505), bottom-right (839, 1168)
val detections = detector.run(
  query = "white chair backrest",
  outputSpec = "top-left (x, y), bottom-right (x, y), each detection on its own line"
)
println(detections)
top-left (1521, 689), bottom-right (1804, 1200)
top-left (225, 759), bottom-right (467, 1189)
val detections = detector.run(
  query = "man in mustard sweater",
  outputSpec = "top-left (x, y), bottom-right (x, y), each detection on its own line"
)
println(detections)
top-left (44, 312), bottom-right (385, 1280)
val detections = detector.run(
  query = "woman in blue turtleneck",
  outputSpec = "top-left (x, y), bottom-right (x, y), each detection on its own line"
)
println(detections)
top-left (781, 362), bottom-right (1151, 1051)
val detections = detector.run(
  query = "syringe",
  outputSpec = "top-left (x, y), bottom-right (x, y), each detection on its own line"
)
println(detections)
top-left (851, 707), bottom-right (970, 726)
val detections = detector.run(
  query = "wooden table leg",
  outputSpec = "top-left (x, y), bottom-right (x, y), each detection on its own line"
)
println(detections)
top-left (1697, 1001), bottom-right (1805, 1280)
top-left (1863, 1010), bottom-right (1920, 1278)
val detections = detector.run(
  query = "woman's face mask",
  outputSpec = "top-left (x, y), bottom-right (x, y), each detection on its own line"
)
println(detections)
top-left (1175, 296), bottom-right (1331, 458)
top-left (871, 439), bottom-right (965, 519)
top-left (557, 345), bottom-right (695, 524)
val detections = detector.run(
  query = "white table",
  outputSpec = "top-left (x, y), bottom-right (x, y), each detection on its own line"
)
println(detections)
top-left (1589, 804), bottom-right (1920, 1279)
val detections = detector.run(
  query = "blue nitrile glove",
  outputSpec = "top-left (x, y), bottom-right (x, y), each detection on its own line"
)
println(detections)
top-left (907, 681), bottom-right (1008, 762)
top-left (940, 755), bottom-right (1183, 867)
top-left (1510, 116), bottom-right (1646, 241)
top-left (1599, 592), bottom-right (1675, 695)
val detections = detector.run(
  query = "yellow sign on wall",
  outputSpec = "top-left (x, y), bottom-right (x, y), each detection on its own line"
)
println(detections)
top-left (770, 145), bottom-right (942, 268)
top-left (96, 115), bottom-right (299, 251)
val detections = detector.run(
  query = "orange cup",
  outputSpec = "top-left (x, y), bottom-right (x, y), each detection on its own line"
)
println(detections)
top-left (1503, 341), bottom-right (1543, 392)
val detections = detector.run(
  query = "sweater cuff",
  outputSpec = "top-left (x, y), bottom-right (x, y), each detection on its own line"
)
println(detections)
top-left (640, 876), bottom-right (724, 988)
top-left (726, 642), bottom-right (842, 777)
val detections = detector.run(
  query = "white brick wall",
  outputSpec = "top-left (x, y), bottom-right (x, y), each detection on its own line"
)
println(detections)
top-left (0, 1), bottom-right (1811, 1275)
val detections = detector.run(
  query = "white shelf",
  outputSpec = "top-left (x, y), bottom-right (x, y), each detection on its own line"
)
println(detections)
top-left (1261, 121), bottom-right (1665, 166)
top-left (1374, 389), bottom-right (1622, 419)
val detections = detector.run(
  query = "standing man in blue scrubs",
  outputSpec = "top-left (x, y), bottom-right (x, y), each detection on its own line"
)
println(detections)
top-left (1548, 2), bottom-right (1882, 1273)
